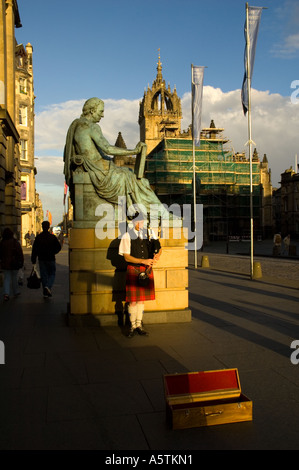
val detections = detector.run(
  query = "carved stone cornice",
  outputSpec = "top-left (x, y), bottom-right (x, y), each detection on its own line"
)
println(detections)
top-left (0, 107), bottom-right (19, 143)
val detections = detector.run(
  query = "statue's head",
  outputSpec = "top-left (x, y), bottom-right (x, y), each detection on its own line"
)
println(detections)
top-left (81, 98), bottom-right (104, 118)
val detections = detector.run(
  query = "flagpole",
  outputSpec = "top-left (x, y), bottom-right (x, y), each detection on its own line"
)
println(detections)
top-left (191, 64), bottom-right (197, 269)
top-left (193, 133), bottom-right (197, 269)
top-left (191, 64), bottom-right (206, 268)
top-left (245, 2), bottom-right (254, 280)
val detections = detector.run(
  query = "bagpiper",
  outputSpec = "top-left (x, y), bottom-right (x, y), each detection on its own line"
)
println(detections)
top-left (119, 210), bottom-right (161, 337)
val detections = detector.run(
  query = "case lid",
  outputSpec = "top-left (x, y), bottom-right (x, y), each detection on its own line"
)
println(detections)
top-left (164, 368), bottom-right (241, 405)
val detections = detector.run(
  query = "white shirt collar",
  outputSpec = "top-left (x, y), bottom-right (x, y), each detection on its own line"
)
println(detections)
top-left (134, 228), bottom-right (143, 239)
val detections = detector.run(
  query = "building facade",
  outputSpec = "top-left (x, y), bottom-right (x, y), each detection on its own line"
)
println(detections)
top-left (0, 1), bottom-right (41, 241)
top-left (0, 0), bottom-right (22, 237)
top-left (139, 53), bottom-right (182, 155)
top-left (15, 41), bottom-right (42, 243)
top-left (141, 59), bottom-right (273, 240)
top-left (276, 168), bottom-right (299, 238)
top-left (145, 131), bottom-right (273, 240)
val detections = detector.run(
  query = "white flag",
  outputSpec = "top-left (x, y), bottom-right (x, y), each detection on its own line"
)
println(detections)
top-left (192, 65), bottom-right (205, 147)
top-left (241, 5), bottom-right (263, 115)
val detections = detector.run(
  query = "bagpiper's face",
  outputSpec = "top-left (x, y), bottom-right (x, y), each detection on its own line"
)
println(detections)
top-left (135, 220), bottom-right (144, 231)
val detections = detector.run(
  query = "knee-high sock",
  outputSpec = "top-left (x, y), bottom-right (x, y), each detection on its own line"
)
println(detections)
top-left (136, 303), bottom-right (144, 327)
top-left (128, 304), bottom-right (137, 329)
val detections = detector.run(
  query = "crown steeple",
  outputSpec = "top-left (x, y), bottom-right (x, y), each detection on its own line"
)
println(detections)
top-left (156, 49), bottom-right (163, 83)
top-left (138, 53), bottom-right (182, 154)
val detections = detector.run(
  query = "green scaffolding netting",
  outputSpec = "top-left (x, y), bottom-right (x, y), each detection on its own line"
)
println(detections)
top-left (146, 138), bottom-right (261, 193)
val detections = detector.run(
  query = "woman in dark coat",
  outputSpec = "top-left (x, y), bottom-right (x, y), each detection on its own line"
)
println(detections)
top-left (0, 228), bottom-right (24, 301)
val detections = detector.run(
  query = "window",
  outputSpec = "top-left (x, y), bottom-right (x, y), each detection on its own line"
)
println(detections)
top-left (284, 198), bottom-right (288, 212)
top-left (19, 105), bottom-right (27, 126)
top-left (19, 77), bottom-right (27, 94)
top-left (20, 139), bottom-right (28, 160)
top-left (21, 180), bottom-right (27, 201)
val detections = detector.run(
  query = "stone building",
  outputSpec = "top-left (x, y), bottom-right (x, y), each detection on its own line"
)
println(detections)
top-left (0, 0), bottom-right (22, 236)
top-left (15, 41), bottom-right (42, 243)
top-left (141, 58), bottom-right (273, 239)
top-left (0, 1), bottom-right (41, 241)
top-left (145, 131), bottom-right (273, 240)
top-left (139, 53), bottom-right (182, 154)
top-left (35, 190), bottom-right (43, 233)
top-left (259, 152), bottom-right (273, 238)
top-left (275, 168), bottom-right (299, 238)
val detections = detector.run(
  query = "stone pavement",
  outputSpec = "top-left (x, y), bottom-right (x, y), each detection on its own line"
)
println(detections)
top-left (0, 244), bottom-right (299, 451)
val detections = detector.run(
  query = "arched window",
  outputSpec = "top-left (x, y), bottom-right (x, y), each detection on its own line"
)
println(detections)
top-left (151, 91), bottom-right (173, 112)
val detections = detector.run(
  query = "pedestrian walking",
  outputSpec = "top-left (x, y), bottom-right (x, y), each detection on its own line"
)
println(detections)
top-left (273, 232), bottom-right (282, 256)
top-left (119, 210), bottom-right (161, 337)
top-left (30, 232), bottom-right (35, 246)
top-left (0, 228), bottom-right (24, 301)
top-left (24, 231), bottom-right (30, 247)
top-left (31, 221), bottom-right (61, 298)
top-left (58, 231), bottom-right (64, 247)
top-left (282, 234), bottom-right (290, 256)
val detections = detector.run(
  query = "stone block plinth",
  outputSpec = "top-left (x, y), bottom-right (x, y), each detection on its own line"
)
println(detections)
top-left (68, 225), bottom-right (191, 326)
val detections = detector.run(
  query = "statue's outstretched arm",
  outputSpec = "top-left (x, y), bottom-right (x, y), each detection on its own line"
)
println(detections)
top-left (91, 124), bottom-right (143, 156)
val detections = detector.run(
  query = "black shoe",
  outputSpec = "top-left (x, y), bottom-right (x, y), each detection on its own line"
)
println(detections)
top-left (136, 327), bottom-right (149, 336)
top-left (127, 328), bottom-right (136, 338)
top-left (43, 287), bottom-right (52, 298)
top-left (46, 287), bottom-right (52, 297)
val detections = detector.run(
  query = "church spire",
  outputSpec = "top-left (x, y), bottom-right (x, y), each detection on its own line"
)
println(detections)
top-left (156, 49), bottom-right (163, 83)
top-left (138, 53), bottom-right (182, 154)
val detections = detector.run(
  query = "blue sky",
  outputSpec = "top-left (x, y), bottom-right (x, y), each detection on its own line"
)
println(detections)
top-left (15, 0), bottom-right (299, 226)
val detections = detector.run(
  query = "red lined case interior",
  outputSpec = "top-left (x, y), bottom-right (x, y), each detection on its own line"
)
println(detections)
top-left (164, 369), bottom-right (239, 396)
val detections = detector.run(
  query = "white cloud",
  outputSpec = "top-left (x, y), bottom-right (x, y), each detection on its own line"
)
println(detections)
top-left (35, 98), bottom-right (140, 153)
top-left (35, 100), bottom-right (85, 152)
top-left (35, 156), bottom-right (64, 176)
top-left (99, 99), bottom-right (141, 148)
top-left (271, 33), bottom-right (299, 58)
top-left (35, 88), bottom-right (299, 225)
top-left (182, 86), bottom-right (299, 187)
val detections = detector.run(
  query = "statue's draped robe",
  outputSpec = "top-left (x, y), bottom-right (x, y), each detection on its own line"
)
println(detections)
top-left (64, 119), bottom-right (167, 215)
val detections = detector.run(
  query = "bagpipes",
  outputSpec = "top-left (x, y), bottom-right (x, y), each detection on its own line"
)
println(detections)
top-left (137, 214), bottom-right (161, 287)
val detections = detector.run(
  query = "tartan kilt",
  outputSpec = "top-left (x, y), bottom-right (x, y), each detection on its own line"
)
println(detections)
top-left (126, 264), bottom-right (155, 302)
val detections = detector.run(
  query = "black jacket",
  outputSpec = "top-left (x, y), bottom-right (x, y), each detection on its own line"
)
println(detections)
top-left (0, 238), bottom-right (24, 270)
top-left (129, 231), bottom-right (149, 262)
top-left (31, 231), bottom-right (61, 263)
top-left (128, 228), bottom-right (161, 263)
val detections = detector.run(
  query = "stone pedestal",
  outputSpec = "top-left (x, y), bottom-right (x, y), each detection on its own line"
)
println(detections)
top-left (67, 169), bottom-right (191, 326)
top-left (68, 225), bottom-right (191, 326)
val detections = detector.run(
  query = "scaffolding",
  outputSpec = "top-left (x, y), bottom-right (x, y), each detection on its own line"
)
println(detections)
top-left (145, 136), bottom-right (263, 239)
